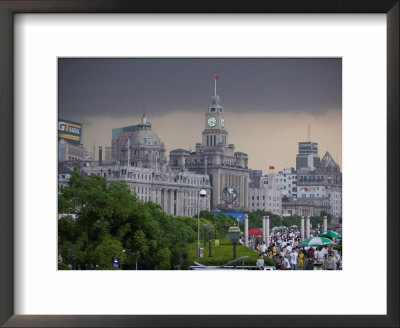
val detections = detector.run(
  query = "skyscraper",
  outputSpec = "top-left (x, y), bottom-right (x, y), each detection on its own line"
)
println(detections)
top-left (296, 142), bottom-right (320, 170)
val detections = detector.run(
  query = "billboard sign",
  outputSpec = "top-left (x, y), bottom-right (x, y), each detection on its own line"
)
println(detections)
top-left (58, 119), bottom-right (82, 144)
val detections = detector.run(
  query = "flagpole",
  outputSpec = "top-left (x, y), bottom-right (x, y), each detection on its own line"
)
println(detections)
top-left (214, 76), bottom-right (216, 96)
top-left (205, 156), bottom-right (207, 176)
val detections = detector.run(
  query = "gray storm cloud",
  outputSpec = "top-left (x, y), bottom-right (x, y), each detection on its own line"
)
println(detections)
top-left (58, 58), bottom-right (342, 171)
top-left (58, 58), bottom-right (341, 118)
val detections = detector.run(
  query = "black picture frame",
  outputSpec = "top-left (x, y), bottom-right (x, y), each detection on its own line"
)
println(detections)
top-left (0, 1), bottom-right (398, 327)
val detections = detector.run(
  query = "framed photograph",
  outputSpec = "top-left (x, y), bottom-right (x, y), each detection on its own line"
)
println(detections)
top-left (0, 1), bottom-right (398, 327)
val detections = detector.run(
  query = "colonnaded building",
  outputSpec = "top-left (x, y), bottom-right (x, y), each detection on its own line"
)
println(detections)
top-left (80, 113), bottom-right (212, 217)
top-left (59, 79), bottom-right (285, 217)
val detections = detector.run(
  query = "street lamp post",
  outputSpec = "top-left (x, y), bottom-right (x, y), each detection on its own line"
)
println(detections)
top-left (203, 224), bottom-right (207, 247)
top-left (135, 251), bottom-right (140, 270)
top-left (228, 226), bottom-right (241, 268)
top-left (204, 224), bottom-right (213, 257)
top-left (197, 189), bottom-right (207, 258)
top-left (197, 202), bottom-right (200, 257)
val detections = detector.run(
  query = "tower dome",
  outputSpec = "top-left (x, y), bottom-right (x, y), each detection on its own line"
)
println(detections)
top-left (122, 113), bottom-right (166, 169)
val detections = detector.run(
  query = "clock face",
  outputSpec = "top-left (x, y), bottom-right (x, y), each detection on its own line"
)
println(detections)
top-left (207, 117), bottom-right (217, 127)
top-left (221, 118), bottom-right (225, 128)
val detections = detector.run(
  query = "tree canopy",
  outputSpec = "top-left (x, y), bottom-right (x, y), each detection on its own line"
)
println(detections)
top-left (58, 169), bottom-right (238, 270)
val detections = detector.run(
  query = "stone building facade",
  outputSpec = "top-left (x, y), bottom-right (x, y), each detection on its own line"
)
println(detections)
top-left (59, 139), bottom-right (85, 162)
top-left (273, 167), bottom-right (298, 198)
top-left (296, 151), bottom-right (342, 218)
top-left (84, 114), bottom-right (211, 216)
top-left (248, 175), bottom-right (282, 215)
top-left (169, 83), bottom-right (250, 211)
top-left (281, 196), bottom-right (314, 217)
top-left (85, 164), bottom-right (211, 217)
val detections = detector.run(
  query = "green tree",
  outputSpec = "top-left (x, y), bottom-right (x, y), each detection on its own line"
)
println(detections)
top-left (92, 236), bottom-right (127, 269)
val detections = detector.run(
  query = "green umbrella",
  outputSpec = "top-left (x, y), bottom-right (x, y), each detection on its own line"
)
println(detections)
top-left (319, 230), bottom-right (342, 239)
top-left (272, 226), bottom-right (279, 230)
top-left (299, 236), bottom-right (335, 247)
top-left (290, 225), bottom-right (298, 228)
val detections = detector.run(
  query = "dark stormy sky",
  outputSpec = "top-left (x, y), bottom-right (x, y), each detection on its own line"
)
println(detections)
top-left (58, 58), bottom-right (342, 171)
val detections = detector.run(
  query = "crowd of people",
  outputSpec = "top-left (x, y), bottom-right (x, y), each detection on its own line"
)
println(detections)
top-left (253, 226), bottom-right (342, 270)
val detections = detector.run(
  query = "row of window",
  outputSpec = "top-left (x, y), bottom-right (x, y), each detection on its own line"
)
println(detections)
top-left (276, 176), bottom-right (297, 182)
top-left (251, 203), bottom-right (280, 207)
top-left (300, 175), bottom-right (341, 182)
top-left (299, 187), bottom-right (329, 192)
top-left (250, 195), bottom-right (280, 201)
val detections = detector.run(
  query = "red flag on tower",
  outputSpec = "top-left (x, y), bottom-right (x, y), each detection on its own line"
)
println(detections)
top-left (214, 75), bottom-right (219, 80)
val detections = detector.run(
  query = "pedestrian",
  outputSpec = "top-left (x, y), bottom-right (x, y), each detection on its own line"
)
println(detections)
top-left (286, 243), bottom-right (293, 253)
top-left (256, 254), bottom-right (264, 270)
top-left (272, 243), bottom-right (278, 256)
top-left (272, 254), bottom-right (281, 270)
top-left (315, 247), bottom-right (325, 265)
top-left (330, 251), bottom-right (338, 269)
top-left (280, 246), bottom-right (286, 258)
top-left (290, 249), bottom-right (298, 270)
top-left (338, 251), bottom-right (343, 270)
top-left (285, 250), bottom-right (291, 263)
top-left (280, 256), bottom-right (290, 270)
top-left (333, 249), bottom-right (341, 262)
top-left (297, 249), bottom-right (304, 269)
top-left (260, 241), bottom-right (267, 254)
top-left (324, 254), bottom-right (336, 270)
top-left (303, 253), bottom-right (314, 270)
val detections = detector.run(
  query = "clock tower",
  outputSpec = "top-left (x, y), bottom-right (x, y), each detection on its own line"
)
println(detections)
top-left (202, 76), bottom-right (228, 148)
top-left (170, 75), bottom-right (249, 211)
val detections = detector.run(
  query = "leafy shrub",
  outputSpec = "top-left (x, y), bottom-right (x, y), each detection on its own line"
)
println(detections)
top-left (185, 238), bottom-right (274, 268)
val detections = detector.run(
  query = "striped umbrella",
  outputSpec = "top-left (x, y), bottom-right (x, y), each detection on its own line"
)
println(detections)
top-left (319, 230), bottom-right (342, 239)
top-left (299, 236), bottom-right (335, 247)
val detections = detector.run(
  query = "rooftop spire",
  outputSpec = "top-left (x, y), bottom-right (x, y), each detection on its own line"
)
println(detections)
top-left (214, 75), bottom-right (219, 96)
top-left (142, 109), bottom-right (147, 124)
